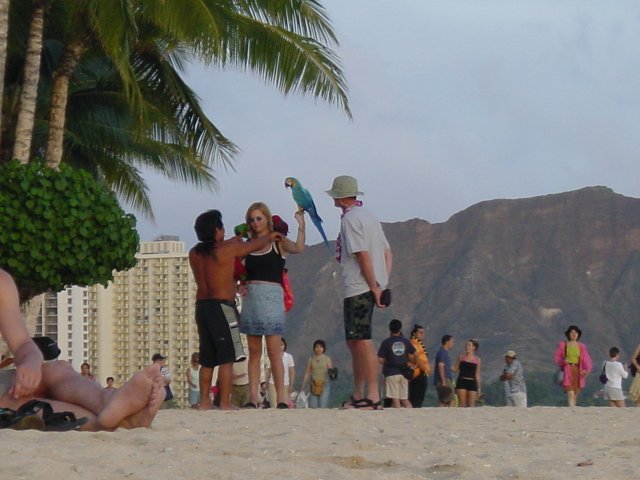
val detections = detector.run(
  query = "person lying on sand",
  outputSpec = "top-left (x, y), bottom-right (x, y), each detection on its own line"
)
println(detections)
top-left (0, 268), bottom-right (164, 431)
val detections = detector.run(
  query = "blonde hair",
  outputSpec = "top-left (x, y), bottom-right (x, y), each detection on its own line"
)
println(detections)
top-left (245, 202), bottom-right (273, 238)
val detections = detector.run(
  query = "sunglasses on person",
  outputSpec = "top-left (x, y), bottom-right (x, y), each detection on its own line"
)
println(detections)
top-left (249, 216), bottom-right (264, 223)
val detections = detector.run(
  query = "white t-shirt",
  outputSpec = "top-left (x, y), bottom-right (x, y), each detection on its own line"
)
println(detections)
top-left (340, 205), bottom-right (390, 298)
top-left (268, 352), bottom-right (295, 386)
top-left (604, 360), bottom-right (628, 389)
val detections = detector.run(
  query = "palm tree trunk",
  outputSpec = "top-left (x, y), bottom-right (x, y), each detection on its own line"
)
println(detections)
top-left (12, 1), bottom-right (44, 164)
top-left (44, 41), bottom-right (84, 169)
top-left (0, 0), bottom-right (10, 145)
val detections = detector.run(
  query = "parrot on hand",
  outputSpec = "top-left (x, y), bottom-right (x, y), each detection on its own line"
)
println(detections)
top-left (284, 177), bottom-right (331, 250)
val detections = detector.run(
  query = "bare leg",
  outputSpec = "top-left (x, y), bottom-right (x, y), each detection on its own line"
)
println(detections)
top-left (391, 398), bottom-right (401, 408)
top-left (97, 364), bottom-right (164, 430)
top-left (467, 391), bottom-right (478, 407)
top-left (247, 335), bottom-right (263, 405)
top-left (265, 335), bottom-right (287, 405)
top-left (567, 390), bottom-right (577, 407)
top-left (347, 339), bottom-right (380, 403)
top-left (347, 339), bottom-right (365, 400)
top-left (39, 360), bottom-right (107, 415)
top-left (400, 399), bottom-right (413, 408)
top-left (199, 366), bottom-right (214, 410)
top-left (217, 363), bottom-right (233, 410)
top-left (456, 389), bottom-right (467, 407)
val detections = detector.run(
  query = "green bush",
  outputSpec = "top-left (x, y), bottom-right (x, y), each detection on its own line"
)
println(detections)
top-left (0, 160), bottom-right (139, 302)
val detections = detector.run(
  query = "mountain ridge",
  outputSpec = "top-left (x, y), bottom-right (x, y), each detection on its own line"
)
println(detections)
top-left (284, 186), bottom-right (640, 383)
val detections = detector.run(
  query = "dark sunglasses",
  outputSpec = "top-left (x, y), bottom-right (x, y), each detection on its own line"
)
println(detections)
top-left (249, 216), bottom-right (264, 223)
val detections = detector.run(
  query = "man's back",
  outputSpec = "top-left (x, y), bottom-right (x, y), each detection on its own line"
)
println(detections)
top-left (189, 240), bottom-right (238, 302)
top-left (378, 335), bottom-right (414, 377)
top-left (340, 206), bottom-right (390, 297)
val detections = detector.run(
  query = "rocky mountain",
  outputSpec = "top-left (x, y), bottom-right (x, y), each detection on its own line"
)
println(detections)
top-left (284, 186), bottom-right (640, 381)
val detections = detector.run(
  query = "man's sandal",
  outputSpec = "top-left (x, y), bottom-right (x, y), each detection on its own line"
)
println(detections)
top-left (341, 396), bottom-right (373, 409)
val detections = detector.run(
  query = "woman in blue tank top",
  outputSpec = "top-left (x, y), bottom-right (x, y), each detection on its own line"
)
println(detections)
top-left (240, 201), bottom-right (305, 409)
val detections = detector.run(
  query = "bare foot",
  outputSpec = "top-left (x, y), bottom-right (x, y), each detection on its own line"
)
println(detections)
top-left (97, 364), bottom-right (163, 429)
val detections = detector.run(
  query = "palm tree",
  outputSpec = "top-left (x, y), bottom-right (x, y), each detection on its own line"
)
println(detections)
top-left (0, 0), bottom-right (10, 143)
top-left (4, 0), bottom-right (350, 215)
top-left (11, 0), bottom-right (44, 164)
top-left (44, 0), bottom-right (350, 168)
top-left (43, 42), bottom-right (239, 217)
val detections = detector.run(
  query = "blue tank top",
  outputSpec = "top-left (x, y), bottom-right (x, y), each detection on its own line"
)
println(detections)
top-left (245, 243), bottom-right (285, 284)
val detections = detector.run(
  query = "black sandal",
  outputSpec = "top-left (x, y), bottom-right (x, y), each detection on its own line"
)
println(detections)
top-left (341, 395), bottom-right (366, 408)
top-left (0, 406), bottom-right (45, 431)
top-left (352, 398), bottom-right (374, 409)
top-left (276, 402), bottom-right (290, 409)
top-left (14, 400), bottom-right (88, 432)
top-left (243, 402), bottom-right (258, 409)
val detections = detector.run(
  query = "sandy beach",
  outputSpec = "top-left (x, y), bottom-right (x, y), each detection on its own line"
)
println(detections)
top-left (1, 407), bottom-right (636, 479)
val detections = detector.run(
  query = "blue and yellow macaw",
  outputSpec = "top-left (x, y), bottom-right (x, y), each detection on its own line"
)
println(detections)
top-left (284, 177), bottom-right (330, 250)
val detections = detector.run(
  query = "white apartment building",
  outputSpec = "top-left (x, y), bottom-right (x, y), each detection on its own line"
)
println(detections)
top-left (35, 286), bottom-right (90, 367)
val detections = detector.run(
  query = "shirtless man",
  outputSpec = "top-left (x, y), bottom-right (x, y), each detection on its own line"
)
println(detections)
top-left (189, 209), bottom-right (281, 410)
top-left (0, 268), bottom-right (165, 430)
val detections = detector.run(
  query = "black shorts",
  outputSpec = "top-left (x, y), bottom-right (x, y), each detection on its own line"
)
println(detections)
top-left (436, 382), bottom-right (455, 404)
top-left (343, 291), bottom-right (375, 340)
top-left (455, 377), bottom-right (478, 392)
top-left (196, 299), bottom-right (237, 368)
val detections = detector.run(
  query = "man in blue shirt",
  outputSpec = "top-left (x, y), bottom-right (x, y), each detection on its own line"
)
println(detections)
top-left (434, 335), bottom-right (456, 407)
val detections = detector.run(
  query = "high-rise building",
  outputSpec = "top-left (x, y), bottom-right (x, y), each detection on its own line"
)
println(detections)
top-left (35, 236), bottom-right (199, 406)
top-left (35, 285), bottom-right (90, 367)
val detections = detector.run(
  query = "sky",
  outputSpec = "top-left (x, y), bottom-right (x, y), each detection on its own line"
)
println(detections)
top-left (136, 0), bottom-right (640, 247)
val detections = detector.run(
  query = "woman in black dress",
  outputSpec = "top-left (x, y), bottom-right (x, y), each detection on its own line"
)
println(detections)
top-left (454, 339), bottom-right (481, 407)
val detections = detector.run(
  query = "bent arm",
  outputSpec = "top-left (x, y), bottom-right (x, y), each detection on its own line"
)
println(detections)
top-left (354, 251), bottom-right (383, 306)
top-left (554, 342), bottom-right (566, 368)
top-left (185, 368), bottom-right (195, 388)
top-left (580, 344), bottom-right (593, 374)
top-left (384, 248), bottom-right (393, 277)
top-left (281, 212), bottom-right (306, 254)
top-left (0, 271), bottom-right (43, 398)
top-left (452, 355), bottom-right (461, 373)
top-left (632, 344), bottom-right (640, 371)
top-left (301, 359), bottom-right (311, 390)
top-left (413, 344), bottom-right (429, 372)
top-left (619, 363), bottom-right (629, 379)
top-left (438, 362), bottom-right (446, 384)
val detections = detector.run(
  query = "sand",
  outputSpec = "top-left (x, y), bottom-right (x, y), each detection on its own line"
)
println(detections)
top-left (1, 407), bottom-right (637, 479)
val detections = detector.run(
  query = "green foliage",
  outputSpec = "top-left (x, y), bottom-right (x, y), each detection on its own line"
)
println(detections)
top-left (0, 160), bottom-right (139, 303)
